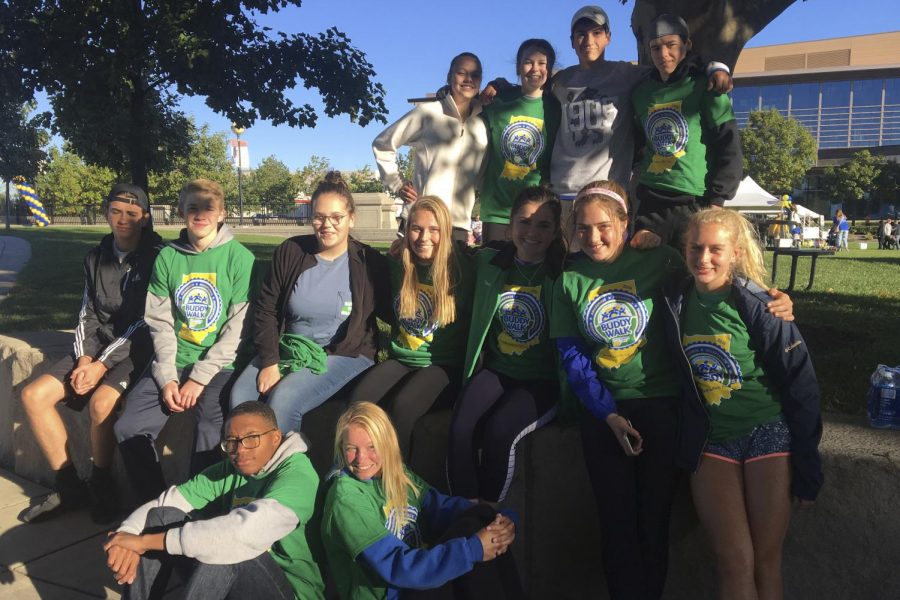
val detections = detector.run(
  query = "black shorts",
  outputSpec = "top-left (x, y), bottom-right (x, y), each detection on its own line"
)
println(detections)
top-left (47, 354), bottom-right (149, 411)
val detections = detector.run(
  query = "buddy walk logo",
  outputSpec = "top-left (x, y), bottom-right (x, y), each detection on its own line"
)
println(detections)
top-left (384, 504), bottom-right (422, 548)
top-left (682, 333), bottom-right (743, 405)
top-left (582, 280), bottom-right (648, 369)
top-left (645, 100), bottom-right (688, 174)
top-left (175, 273), bottom-right (223, 344)
top-left (500, 115), bottom-right (545, 180)
top-left (497, 284), bottom-right (544, 356)
top-left (395, 284), bottom-right (439, 351)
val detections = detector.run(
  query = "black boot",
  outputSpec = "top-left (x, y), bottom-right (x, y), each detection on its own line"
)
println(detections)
top-left (19, 464), bottom-right (89, 523)
top-left (88, 464), bottom-right (122, 524)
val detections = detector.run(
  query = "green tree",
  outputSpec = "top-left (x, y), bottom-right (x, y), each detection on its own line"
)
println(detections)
top-left (294, 156), bottom-right (332, 195)
top-left (0, 101), bottom-right (49, 183)
top-left (247, 156), bottom-right (296, 212)
top-left (741, 109), bottom-right (817, 196)
top-left (821, 150), bottom-right (884, 217)
top-left (347, 165), bottom-right (383, 193)
top-left (148, 123), bottom-right (237, 206)
top-left (35, 147), bottom-right (116, 214)
top-left (872, 161), bottom-right (900, 212)
top-left (7, 1), bottom-right (387, 191)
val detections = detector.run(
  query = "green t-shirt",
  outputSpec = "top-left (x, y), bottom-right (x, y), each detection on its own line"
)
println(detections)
top-left (681, 288), bottom-right (783, 443)
top-left (632, 72), bottom-right (735, 197)
top-left (178, 451), bottom-right (324, 599)
top-left (320, 469), bottom-right (430, 600)
top-left (388, 250), bottom-right (474, 368)
top-left (148, 239), bottom-right (255, 369)
top-left (480, 91), bottom-right (560, 225)
top-left (550, 246), bottom-right (683, 400)
top-left (484, 260), bottom-right (556, 381)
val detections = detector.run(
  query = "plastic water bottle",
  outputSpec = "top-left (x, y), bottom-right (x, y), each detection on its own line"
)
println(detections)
top-left (868, 365), bottom-right (900, 429)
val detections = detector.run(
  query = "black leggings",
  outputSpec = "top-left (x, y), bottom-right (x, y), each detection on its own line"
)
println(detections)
top-left (400, 503), bottom-right (523, 600)
top-left (347, 359), bottom-right (461, 460)
top-left (581, 396), bottom-right (681, 600)
top-left (447, 369), bottom-right (558, 502)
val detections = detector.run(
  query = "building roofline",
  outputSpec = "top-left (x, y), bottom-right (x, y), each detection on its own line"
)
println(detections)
top-left (744, 31), bottom-right (900, 51)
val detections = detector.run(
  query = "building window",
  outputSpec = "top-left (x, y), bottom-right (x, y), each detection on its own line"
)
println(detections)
top-left (790, 82), bottom-right (820, 139)
top-left (851, 79), bottom-right (883, 146)
top-left (884, 78), bottom-right (900, 145)
top-left (820, 81), bottom-right (851, 148)
top-left (730, 87), bottom-right (759, 127)
top-left (760, 84), bottom-right (790, 114)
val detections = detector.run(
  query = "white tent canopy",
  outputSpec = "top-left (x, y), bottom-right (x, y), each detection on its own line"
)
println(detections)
top-left (724, 176), bottom-right (781, 214)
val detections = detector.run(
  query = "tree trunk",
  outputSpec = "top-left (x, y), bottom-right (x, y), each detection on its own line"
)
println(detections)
top-left (129, 80), bottom-right (149, 193)
top-left (630, 0), bottom-right (798, 70)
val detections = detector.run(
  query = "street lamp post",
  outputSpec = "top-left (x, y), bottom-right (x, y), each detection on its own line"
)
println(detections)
top-left (231, 123), bottom-right (246, 226)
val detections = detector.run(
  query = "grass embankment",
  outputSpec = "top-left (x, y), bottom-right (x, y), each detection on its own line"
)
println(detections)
top-left (2, 227), bottom-right (898, 414)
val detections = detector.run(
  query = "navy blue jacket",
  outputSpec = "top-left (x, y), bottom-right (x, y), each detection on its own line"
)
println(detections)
top-left (662, 276), bottom-right (824, 501)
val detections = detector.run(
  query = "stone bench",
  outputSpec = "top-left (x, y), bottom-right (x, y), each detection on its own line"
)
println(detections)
top-left (2, 332), bottom-right (899, 598)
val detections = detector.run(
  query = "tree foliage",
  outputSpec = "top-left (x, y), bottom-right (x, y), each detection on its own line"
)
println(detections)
top-left (35, 147), bottom-right (116, 211)
top-left (0, 101), bottom-right (49, 182)
top-left (347, 165), bottom-right (383, 193)
top-left (293, 155), bottom-right (332, 196)
top-left (628, 0), bottom-right (799, 69)
top-left (6, 1), bottom-right (387, 191)
top-left (247, 156), bottom-right (295, 212)
top-left (147, 123), bottom-right (237, 205)
top-left (822, 150), bottom-right (888, 216)
top-left (741, 109), bottom-right (817, 195)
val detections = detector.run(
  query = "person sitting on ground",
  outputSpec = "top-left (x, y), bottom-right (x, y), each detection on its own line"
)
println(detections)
top-left (114, 178), bottom-right (255, 503)
top-left (320, 401), bottom-right (522, 599)
top-left (104, 401), bottom-right (324, 600)
top-left (19, 183), bottom-right (162, 524)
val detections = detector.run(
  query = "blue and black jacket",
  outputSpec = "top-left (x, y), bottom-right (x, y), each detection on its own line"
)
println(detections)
top-left (661, 275), bottom-right (824, 501)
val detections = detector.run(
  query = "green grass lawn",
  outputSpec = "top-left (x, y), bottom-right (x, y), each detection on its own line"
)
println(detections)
top-left (2, 227), bottom-right (898, 415)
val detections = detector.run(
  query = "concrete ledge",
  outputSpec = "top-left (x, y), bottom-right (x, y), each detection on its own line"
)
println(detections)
top-left (0, 333), bottom-right (193, 507)
top-left (2, 333), bottom-right (899, 598)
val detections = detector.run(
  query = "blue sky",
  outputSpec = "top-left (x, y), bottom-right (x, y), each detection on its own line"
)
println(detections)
top-left (50, 1), bottom-right (900, 173)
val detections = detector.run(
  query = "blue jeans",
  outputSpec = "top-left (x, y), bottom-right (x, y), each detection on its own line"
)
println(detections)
top-left (838, 229), bottom-right (849, 250)
top-left (231, 355), bottom-right (374, 432)
top-left (124, 507), bottom-right (294, 600)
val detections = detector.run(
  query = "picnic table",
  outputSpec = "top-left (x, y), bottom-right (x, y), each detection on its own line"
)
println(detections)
top-left (769, 247), bottom-right (836, 291)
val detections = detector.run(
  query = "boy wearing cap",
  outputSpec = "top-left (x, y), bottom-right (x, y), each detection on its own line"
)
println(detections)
top-left (549, 6), bottom-right (731, 224)
top-left (114, 178), bottom-right (255, 504)
top-left (630, 14), bottom-right (742, 248)
top-left (20, 183), bottom-right (162, 524)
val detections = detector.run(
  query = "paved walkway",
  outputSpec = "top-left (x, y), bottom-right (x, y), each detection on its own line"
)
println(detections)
top-left (0, 469), bottom-right (122, 599)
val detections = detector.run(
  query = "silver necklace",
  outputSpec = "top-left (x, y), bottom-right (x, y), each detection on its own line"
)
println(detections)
top-left (512, 258), bottom-right (545, 286)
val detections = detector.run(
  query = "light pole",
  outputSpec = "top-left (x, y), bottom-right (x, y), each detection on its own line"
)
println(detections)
top-left (231, 123), bottom-right (246, 226)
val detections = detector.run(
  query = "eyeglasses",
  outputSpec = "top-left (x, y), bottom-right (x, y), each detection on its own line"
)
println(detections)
top-left (220, 428), bottom-right (278, 453)
top-left (312, 213), bottom-right (348, 226)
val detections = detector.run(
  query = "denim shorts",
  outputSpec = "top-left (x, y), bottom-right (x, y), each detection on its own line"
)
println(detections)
top-left (704, 419), bottom-right (791, 464)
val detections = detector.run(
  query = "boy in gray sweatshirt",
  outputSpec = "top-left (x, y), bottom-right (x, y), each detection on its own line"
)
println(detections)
top-left (105, 401), bottom-right (324, 600)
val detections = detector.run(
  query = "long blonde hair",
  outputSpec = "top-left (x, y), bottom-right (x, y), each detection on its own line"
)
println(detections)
top-left (333, 402), bottom-right (419, 524)
top-left (686, 209), bottom-right (768, 288)
top-left (399, 196), bottom-right (458, 326)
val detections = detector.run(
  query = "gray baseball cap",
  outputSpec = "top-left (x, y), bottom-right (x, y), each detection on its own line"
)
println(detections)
top-left (571, 6), bottom-right (609, 32)
top-left (648, 14), bottom-right (690, 41)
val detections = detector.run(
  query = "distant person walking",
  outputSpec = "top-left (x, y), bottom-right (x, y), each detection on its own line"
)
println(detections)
top-left (832, 209), bottom-right (850, 251)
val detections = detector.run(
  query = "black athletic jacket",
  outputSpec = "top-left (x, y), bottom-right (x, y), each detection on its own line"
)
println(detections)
top-left (74, 230), bottom-right (163, 369)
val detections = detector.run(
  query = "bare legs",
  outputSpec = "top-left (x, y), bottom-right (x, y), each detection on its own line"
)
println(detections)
top-left (691, 455), bottom-right (792, 600)
top-left (21, 374), bottom-right (122, 471)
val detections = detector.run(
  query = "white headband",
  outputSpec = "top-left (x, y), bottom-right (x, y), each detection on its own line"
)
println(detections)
top-left (577, 187), bottom-right (627, 213)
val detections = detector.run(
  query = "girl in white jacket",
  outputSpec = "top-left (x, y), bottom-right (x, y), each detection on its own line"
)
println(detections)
top-left (373, 52), bottom-right (488, 240)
